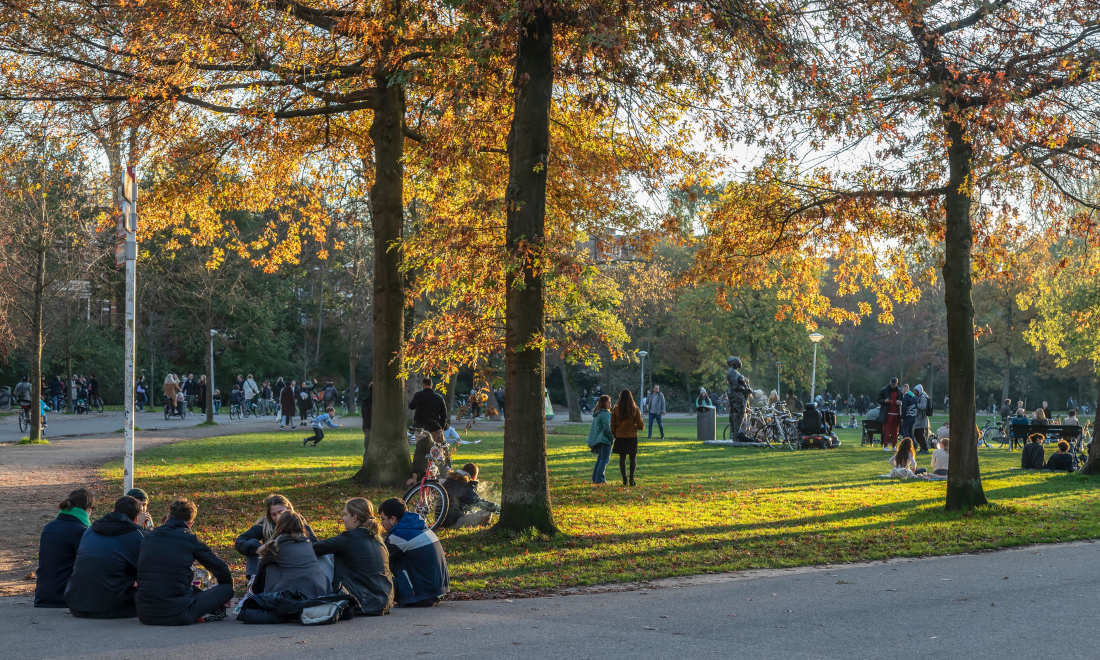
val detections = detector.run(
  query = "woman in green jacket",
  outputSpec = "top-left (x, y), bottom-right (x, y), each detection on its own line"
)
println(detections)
top-left (586, 395), bottom-right (614, 484)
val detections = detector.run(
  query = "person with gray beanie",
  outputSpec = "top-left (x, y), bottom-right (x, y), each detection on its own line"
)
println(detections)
top-left (911, 384), bottom-right (933, 454)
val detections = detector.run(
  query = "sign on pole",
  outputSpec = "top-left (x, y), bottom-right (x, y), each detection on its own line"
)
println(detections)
top-left (122, 165), bottom-right (138, 494)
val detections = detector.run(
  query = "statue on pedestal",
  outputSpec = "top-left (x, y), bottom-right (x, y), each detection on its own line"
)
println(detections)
top-left (726, 356), bottom-right (752, 440)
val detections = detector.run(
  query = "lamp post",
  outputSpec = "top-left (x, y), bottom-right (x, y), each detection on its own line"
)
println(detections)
top-left (775, 361), bottom-right (781, 399)
top-left (809, 333), bottom-right (824, 401)
top-left (637, 351), bottom-right (648, 406)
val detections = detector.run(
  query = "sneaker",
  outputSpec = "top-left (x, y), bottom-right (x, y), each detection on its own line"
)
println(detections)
top-left (302, 438), bottom-right (310, 446)
top-left (883, 446), bottom-right (891, 451)
top-left (200, 609), bottom-right (227, 622)
top-left (279, 426), bottom-right (284, 430)
top-left (917, 450), bottom-right (929, 454)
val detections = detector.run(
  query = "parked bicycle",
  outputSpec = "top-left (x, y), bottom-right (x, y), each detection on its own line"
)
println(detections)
top-left (18, 400), bottom-right (32, 433)
top-left (401, 428), bottom-right (452, 531)
top-left (978, 418), bottom-right (1007, 449)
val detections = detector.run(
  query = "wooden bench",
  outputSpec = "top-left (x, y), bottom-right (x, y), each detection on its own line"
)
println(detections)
top-left (861, 419), bottom-right (883, 446)
top-left (1008, 423), bottom-right (1081, 449)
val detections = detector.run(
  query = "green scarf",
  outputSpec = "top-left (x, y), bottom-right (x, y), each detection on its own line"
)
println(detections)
top-left (58, 507), bottom-right (90, 527)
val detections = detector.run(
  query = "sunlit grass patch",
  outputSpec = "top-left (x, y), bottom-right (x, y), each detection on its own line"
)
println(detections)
top-left (98, 418), bottom-right (1100, 593)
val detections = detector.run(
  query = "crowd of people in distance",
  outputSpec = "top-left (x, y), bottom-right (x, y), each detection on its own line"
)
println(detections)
top-left (35, 487), bottom-right (450, 625)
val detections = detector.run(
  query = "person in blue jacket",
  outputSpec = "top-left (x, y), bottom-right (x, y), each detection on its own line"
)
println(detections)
top-left (35, 488), bottom-right (95, 607)
top-left (65, 495), bottom-right (146, 618)
top-left (585, 395), bottom-right (614, 484)
top-left (379, 498), bottom-right (449, 607)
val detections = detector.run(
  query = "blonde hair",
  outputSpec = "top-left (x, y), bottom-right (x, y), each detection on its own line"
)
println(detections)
top-left (259, 511), bottom-right (306, 558)
top-left (258, 493), bottom-right (295, 542)
top-left (1034, 408), bottom-right (1046, 421)
top-left (345, 498), bottom-right (383, 538)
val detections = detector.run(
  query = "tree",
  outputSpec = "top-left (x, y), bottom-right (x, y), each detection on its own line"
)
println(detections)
top-left (0, 127), bottom-right (99, 439)
top-left (703, 0), bottom-right (1100, 510)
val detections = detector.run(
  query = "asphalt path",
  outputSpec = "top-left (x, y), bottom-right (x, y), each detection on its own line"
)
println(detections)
top-left (3, 539), bottom-right (1095, 660)
top-left (0, 408), bottom-right (287, 444)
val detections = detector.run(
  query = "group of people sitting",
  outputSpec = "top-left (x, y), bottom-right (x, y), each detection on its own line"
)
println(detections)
top-left (1020, 434), bottom-right (1076, 471)
top-left (35, 487), bottom-right (450, 625)
top-left (887, 437), bottom-right (950, 479)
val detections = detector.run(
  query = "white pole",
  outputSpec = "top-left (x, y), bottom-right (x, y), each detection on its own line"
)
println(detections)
top-left (639, 355), bottom-right (645, 407)
top-left (122, 166), bottom-right (137, 494)
top-left (776, 362), bottom-right (781, 399)
top-left (810, 343), bottom-right (818, 401)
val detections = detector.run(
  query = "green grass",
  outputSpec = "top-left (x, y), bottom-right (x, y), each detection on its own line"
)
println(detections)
top-left (18, 437), bottom-right (49, 444)
top-left (96, 418), bottom-right (1100, 595)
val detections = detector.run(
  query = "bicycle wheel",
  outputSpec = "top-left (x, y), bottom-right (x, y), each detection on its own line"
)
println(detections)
top-left (243, 403), bottom-right (251, 418)
top-left (983, 428), bottom-right (1001, 448)
top-left (93, 397), bottom-right (104, 413)
top-left (340, 402), bottom-right (348, 416)
top-left (403, 481), bottom-right (450, 531)
top-left (722, 424), bottom-right (730, 440)
top-left (164, 407), bottom-right (171, 421)
top-left (19, 410), bottom-right (29, 433)
top-left (783, 422), bottom-right (800, 450)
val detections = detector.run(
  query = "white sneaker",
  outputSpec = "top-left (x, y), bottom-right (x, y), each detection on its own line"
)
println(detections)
top-left (883, 446), bottom-right (890, 451)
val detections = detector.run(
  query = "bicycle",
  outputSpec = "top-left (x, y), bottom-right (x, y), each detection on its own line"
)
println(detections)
top-left (401, 428), bottom-right (451, 531)
top-left (18, 401), bottom-right (32, 433)
top-left (978, 418), bottom-right (1007, 449)
top-left (89, 395), bottom-right (104, 413)
top-left (163, 397), bottom-right (187, 420)
top-left (229, 401), bottom-right (243, 420)
top-left (339, 395), bottom-right (349, 417)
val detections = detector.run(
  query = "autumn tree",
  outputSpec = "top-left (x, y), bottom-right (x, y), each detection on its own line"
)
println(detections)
top-left (701, 0), bottom-right (1100, 510)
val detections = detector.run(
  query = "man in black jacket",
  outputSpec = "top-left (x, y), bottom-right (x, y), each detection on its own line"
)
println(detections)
top-left (408, 378), bottom-right (449, 443)
top-left (136, 499), bottom-right (233, 626)
top-left (65, 496), bottom-right (146, 618)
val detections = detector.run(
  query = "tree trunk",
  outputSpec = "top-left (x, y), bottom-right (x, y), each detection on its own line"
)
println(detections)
top-left (30, 246), bottom-right (45, 440)
top-left (551, 353), bottom-right (582, 422)
top-left (943, 118), bottom-right (988, 511)
top-left (1000, 365), bottom-right (1010, 406)
top-left (356, 80), bottom-right (411, 488)
top-left (1076, 373), bottom-right (1100, 474)
top-left (348, 353), bottom-right (357, 415)
top-left (497, 8), bottom-right (557, 534)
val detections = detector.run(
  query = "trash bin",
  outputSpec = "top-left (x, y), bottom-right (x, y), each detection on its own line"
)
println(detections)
top-left (697, 406), bottom-right (716, 441)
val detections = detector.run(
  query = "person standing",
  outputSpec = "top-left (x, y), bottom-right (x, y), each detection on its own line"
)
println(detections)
top-left (179, 374), bottom-right (192, 412)
top-left (135, 376), bottom-right (147, 412)
top-left (261, 380), bottom-right (273, 416)
top-left (408, 377), bottom-right (449, 445)
top-left (136, 499), bottom-right (233, 626)
top-left (195, 375), bottom-right (208, 415)
top-left (878, 377), bottom-right (903, 451)
top-left (899, 384), bottom-right (915, 442)
top-left (726, 356), bottom-right (752, 440)
top-left (585, 395), bottom-right (614, 484)
top-left (297, 380), bottom-right (312, 423)
top-left (273, 377), bottom-right (286, 406)
top-left (987, 393), bottom-right (996, 414)
top-left (34, 488), bottom-right (94, 608)
top-left (469, 387), bottom-right (480, 419)
top-left (48, 375), bottom-right (64, 415)
top-left (1042, 400), bottom-right (1053, 423)
top-left (645, 385), bottom-right (666, 440)
top-left (280, 379), bottom-right (297, 430)
top-left (911, 384), bottom-right (932, 454)
top-left (610, 389), bottom-right (644, 486)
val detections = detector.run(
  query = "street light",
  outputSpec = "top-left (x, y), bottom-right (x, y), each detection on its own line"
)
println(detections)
top-left (775, 361), bottom-right (781, 399)
top-left (809, 332), bottom-right (824, 401)
top-left (209, 329), bottom-right (218, 409)
top-left (637, 351), bottom-right (648, 406)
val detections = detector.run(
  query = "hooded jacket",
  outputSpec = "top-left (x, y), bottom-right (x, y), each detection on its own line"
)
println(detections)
top-left (34, 512), bottom-right (89, 607)
top-left (65, 512), bottom-right (145, 617)
top-left (313, 527), bottom-right (394, 615)
top-left (1021, 442), bottom-right (1045, 470)
top-left (440, 473), bottom-right (500, 528)
top-left (586, 409), bottom-right (614, 447)
top-left (135, 518), bottom-right (231, 623)
top-left (912, 387), bottom-right (931, 429)
top-left (256, 534), bottom-right (329, 598)
top-left (386, 512), bottom-right (449, 606)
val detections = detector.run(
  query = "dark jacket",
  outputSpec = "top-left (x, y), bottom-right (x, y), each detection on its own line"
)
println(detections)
top-left (900, 391), bottom-right (917, 424)
top-left (999, 404), bottom-right (1012, 420)
top-left (136, 518), bottom-right (231, 622)
top-left (280, 384), bottom-right (296, 413)
top-left (235, 521), bottom-right (317, 576)
top-left (65, 512), bottom-right (145, 617)
top-left (386, 512), bottom-right (449, 606)
top-left (1021, 443), bottom-right (1046, 470)
top-left (256, 535), bottom-right (329, 598)
top-left (412, 433), bottom-right (433, 477)
top-left (441, 475), bottom-right (500, 528)
top-left (361, 389), bottom-right (373, 431)
top-left (1046, 452), bottom-right (1074, 472)
top-left (48, 377), bottom-right (64, 396)
top-left (877, 386), bottom-right (900, 422)
top-left (314, 528), bottom-right (394, 615)
top-left (408, 388), bottom-right (448, 432)
top-left (34, 512), bottom-right (89, 607)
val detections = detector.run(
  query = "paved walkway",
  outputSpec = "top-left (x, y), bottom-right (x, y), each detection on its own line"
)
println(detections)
top-left (3, 540), bottom-right (1095, 659)
top-left (0, 408), bottom-right (286, 444)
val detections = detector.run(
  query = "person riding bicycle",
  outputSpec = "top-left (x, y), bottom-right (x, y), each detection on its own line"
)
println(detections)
top-left (88, 374), bottom-right (99, 403)
top-left (243, 375), bottom-right (259, 411)
top-left (14, 375), bottom-right (32, 405)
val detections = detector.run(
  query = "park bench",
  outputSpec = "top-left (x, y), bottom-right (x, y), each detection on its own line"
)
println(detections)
top-left (861, 419), bottom-right (882, 446)
top-left (1009, 423), bottom-right (1081, 450)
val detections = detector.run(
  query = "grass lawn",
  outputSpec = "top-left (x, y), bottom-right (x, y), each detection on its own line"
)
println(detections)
top-left (97, 416), bottom-right (1100, 595)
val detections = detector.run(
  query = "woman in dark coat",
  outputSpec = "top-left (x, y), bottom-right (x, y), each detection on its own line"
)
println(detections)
top-left (35, 488), bottom-right (94, 607)
top-left (235, 493), bottom-right (318, 577)
top-left (610, 389), bottom-right (644, 486)
top-left (279, 380), bottom-right (297, 430)
top-left (254, 512), bottom-right (328, 597)
top-left (313, 498), bottom-right (393, 615)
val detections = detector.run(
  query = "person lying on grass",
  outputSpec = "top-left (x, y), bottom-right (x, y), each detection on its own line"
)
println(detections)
top-left (440, 463), bottom-right (500, 529)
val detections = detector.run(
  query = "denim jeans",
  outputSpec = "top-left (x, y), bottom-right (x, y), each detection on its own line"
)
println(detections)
top-left (648, 413), bottom-right (664, 438)
top-left (591, 443), bottom-right (612, 483)
top-left (51, 395), bottom-right (63, 413)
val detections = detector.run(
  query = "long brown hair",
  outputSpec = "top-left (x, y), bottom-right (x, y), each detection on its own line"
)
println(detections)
top-left (59, 488), bottom-right (94, 512)
top-left (595, 394), bottom-right (612, 412)
top-left (345, 498), bottom-right (383, 538)
top-left (614, 389), bottom-right (637, 418)
top-left (260, 511), bottom-right (307, 558)
top-left (894, 438), bottom-right (915, 467)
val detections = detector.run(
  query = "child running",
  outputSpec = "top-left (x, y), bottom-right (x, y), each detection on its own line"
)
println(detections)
top-left (302, 406), bottom-right (342, 446)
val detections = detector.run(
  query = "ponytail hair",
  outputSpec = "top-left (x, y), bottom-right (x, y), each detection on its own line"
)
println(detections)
top-left (345, 498), bottom-right (383, 538)
top-left (59, 488), bottom-right (93, 512)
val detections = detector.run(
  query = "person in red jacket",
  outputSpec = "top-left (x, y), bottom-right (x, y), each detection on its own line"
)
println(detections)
top-left (878, 378), bottom-right (902, 451)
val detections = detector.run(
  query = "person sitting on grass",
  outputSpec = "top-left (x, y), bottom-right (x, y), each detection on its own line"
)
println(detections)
top-left (254, 512), bottom-right (328, 597)
top-left (136, 499), bottom-right (233, 626)
top-left (126, 488), bottom-right (155, 530)
top-left (313, 498), bottom-right (394, 616)
top-left (302, 406), bottom-right (342, 446)
top-left (1021, 433), bottom-right (1046, 470)
top-left (65, 495), bottom-right (146, 619)
top-left (889, 438), bottom-right (927, 476)
top-left (235, 494), bottom-right (319, 578)
top-left (936, 421), bottom-right (950, 442)
top-left (35, 488), bottom-right (94, 608)
top-left (378, 498), bottom-right (449, 608)
top-left (440, 463), bottom-right (501, 528)
top-left (930, 438), bottom-right (950, 476)
top-left (1046, 440), bottom-right (1075, 472)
